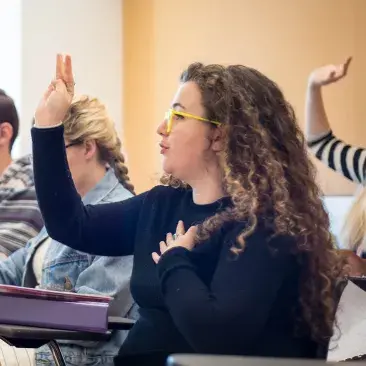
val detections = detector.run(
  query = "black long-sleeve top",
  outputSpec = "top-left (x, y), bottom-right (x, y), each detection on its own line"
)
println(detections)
top-left (31, 126), bottom-right (320, 366)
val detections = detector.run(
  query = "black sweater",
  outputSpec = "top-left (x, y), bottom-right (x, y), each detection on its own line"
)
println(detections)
top-left (31, 126), bottom-right (320, 365)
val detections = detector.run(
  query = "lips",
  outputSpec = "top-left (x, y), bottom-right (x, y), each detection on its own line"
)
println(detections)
top-left (159, 142), bottom-right (169, 155)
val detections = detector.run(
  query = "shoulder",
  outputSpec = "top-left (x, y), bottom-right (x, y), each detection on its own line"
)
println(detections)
top-left (148, 185), bottom-right (190, 200)
top-left (11, 155), bottom-right (34, 186)
top-left (141, 185), bottom-right (192, 212)
top-left (221, 221), bottom-right (296, 262)
top-left (102, 184), bottom-right (134, 204)
top-left (8, 186), bottom-right (38, 201)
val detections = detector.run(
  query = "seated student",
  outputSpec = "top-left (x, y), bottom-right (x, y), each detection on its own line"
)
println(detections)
top-left (305, 57), bottom-right (366, 275)
top-left (32, 55), bottom-right (343, 366)
top-left (0, 95), bottom-right (135, 366)
top-left (0, 90), bottom-right (43, 258)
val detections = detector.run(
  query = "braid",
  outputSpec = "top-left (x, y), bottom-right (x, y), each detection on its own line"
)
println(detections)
top-left (62, 95), bottom-right (136, 195)
top-left (110, 137), bottom-right (135, 195)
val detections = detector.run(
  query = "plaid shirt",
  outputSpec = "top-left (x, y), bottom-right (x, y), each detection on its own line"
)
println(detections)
top-left (0, 155), bottom-right (43, 256)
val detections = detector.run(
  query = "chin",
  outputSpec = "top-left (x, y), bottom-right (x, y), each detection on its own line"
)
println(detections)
top-left (162, 160), bottom-right (173, 175)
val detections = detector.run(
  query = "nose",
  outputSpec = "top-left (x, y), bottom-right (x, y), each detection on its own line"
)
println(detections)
top-left (157, 117), bottom-right (168, 136)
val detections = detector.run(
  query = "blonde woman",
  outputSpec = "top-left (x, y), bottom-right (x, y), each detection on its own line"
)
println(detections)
top-left (0, 95), bottom-right (135, 365)
top-left (305, 57), bottom-right (366, 275)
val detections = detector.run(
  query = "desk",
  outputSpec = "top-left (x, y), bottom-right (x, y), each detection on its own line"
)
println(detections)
top-left (167, 355), bottom-right (365, 366)
top-left (0, 316), bottom-right (134, 366)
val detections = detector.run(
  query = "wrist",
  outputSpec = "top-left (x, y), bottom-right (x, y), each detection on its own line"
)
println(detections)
top-left (33, 121), bottom-right (63, 129)
top-left (33, 115), bottom-right (63, 129)
top-left (307, 79), bottom-right (322, 92)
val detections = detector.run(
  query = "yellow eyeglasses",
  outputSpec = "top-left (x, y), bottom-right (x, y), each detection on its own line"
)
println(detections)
top-left (164, 109), bottom-right (221, 134)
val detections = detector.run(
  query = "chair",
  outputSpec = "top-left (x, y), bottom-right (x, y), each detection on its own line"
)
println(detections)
top-left (0, 316), bottom-right (135, 366)
top-left (166, 355), bottom-right (366, 366)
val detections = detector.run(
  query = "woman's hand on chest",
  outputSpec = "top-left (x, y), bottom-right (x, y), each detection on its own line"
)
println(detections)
top-left (152, 220), bottom-right (197, 264)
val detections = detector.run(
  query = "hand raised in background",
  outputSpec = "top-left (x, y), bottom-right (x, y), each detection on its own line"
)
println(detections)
top-left (34, 54), bottom-right (75, 127)
top-left (309, 57), bottom-right (352, 88)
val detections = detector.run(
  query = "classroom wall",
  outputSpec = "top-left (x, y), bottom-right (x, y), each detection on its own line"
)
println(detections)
top-left (0, 0), bottom-right (22, 157)
top-left (1, 0), bottom-right (123, 158)
top-left (123, 0), bottom-right (365, 194)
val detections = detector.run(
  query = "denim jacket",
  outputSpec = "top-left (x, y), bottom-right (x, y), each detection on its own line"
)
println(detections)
top-left (0, 169), bottom-right (135, 365)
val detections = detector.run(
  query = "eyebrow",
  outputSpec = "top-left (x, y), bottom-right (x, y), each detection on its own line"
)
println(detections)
top-left (172, 102), bottom-right (186, 110)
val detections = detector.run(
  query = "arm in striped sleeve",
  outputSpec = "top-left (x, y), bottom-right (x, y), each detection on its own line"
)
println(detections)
top-left (308, 131), bottom-right (366, 184)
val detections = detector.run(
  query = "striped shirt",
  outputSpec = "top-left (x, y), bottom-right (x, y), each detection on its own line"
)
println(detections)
top-left (0, 156), bottom-right (43, 256)
top-left (307, 130), bottom-right (366, 184)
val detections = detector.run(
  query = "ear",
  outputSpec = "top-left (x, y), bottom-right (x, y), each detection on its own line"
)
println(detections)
top-left (210, 126), bottom-right (225, 153)
top-left (0, 123), bottom-right (13, 149)
top-left (83, 140), bottom-right (97, 160)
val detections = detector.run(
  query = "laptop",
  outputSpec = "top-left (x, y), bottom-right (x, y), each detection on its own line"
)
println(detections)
top-left (350, 276), bottom-right (366, 291)
top-left (166, 355), bottom-right (366, 366)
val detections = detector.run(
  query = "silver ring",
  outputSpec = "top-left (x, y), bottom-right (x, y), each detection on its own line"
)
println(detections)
top-left (173, 233), bottom-right (180, 241)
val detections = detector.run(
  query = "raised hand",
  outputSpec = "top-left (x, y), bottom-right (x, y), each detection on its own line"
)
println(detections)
top-left (309, 57), bottom-right (352, 88)
top-left (34, 54), bottom-right (75, 127)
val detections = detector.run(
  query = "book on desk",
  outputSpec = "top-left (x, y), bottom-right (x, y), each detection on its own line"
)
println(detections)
top-left (0, 284), bottom-right (112, 333)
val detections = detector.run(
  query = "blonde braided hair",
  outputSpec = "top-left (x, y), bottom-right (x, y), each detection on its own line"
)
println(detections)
top-left (63, 95), bottom-right (135, 195)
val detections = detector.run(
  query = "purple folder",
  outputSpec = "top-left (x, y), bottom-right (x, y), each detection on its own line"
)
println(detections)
top-left (0, 295), bottom-right (109, 333)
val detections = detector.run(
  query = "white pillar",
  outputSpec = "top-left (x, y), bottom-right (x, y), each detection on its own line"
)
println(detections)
top-left (0, 0), bottom-right (22, 157)
top-left (1, 0), bottom-right (123, 158)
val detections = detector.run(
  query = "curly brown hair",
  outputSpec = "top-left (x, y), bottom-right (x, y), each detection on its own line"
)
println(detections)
top-left (161, 63), bottom-right (344, 344)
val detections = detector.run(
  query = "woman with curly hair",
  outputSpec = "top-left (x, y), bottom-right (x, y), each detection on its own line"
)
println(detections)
top-left (32, 55), bottom-right (343, 366)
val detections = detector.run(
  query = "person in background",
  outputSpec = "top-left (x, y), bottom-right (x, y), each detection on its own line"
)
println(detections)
top-left (32, 55), bottom-right (343, 366)
top-left (0, 95), bottom-right (135, 366)
top-left (305, 57), bottom-right (366, 276)
top-left (0, 90), bottom-right (43, 258)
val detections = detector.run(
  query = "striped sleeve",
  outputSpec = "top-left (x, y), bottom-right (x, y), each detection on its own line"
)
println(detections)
top-left (308, 131), bottom-right (366, 184)
top-left (0, 188), bottom-right (43, 256)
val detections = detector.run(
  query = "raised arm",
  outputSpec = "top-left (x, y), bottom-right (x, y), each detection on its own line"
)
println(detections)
top-left (307, 131), bottom-right (366, 184)
top-left (32, 55), bottom-right (144, 256)
top-left (305, 57), bottom-right (352, 140)
top-left (304, 58), bottom-right (366, 183)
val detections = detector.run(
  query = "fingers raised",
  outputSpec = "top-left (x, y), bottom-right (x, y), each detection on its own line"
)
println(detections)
top-left (56, 54), bottom-right (64, 80)
top-left (64, 55), bottom-right (75, 95)
top-left (343, 57), bottom-right (353, 75)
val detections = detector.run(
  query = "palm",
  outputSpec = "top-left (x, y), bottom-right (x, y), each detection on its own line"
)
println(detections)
top-left (35, 54), bottom-right (75, 127)
top-left (309, 57), bottom-right (352, 87)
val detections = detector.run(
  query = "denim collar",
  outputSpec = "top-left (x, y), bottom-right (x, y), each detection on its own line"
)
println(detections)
top-left (82, 168), bottom-right (119, 206)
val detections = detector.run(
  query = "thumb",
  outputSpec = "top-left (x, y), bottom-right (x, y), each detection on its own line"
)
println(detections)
top-left (52, 79), bottom-right (67, 93)
top-left (43, 84), bottom-right (54, 100)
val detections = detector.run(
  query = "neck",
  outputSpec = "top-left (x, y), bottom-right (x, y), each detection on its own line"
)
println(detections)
top-left (77, 164), bottom-right (107, 198)
top-left (187, 168), bottom-right (225, 205)
top-left (0, 150), bottom-right (12, 176)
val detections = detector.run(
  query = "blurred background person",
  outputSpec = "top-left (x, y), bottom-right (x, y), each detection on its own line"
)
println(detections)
top-left (305, 57), bottom-right (366, 276)
top-left (0, 90), bottom-right (43, 259)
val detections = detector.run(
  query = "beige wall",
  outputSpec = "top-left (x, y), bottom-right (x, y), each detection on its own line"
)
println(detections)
top-left (123, 0), bottom-right (365, 194)
top-left (355, 0), bottom-right (366, 143)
